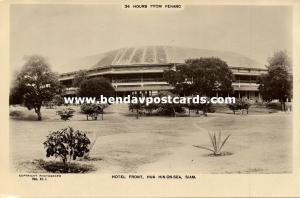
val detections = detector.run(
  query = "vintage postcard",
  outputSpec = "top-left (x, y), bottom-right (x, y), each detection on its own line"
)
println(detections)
top-left (0, 0), bottom-right (299, 197)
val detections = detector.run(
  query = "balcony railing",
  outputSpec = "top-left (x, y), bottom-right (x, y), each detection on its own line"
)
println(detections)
top-left (233, 80), bottom-right (258, 83)
top-left (112, 78), bottom-right (164, 83)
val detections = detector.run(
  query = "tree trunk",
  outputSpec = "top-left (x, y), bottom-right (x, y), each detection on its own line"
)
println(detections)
top-left (172, 107), bottom-right (176, 117)
top-left (35, 106), bottom-right (42, 121)
top-left (280, 100), bottom-right (286, 111)
top-left (203, 106), bottom-right (207, 117)
top-left (62, 157), bottom-right (68, 173)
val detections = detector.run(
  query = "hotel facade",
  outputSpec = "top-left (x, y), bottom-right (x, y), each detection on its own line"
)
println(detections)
top-left (59, 46), bottom-right (267, 102)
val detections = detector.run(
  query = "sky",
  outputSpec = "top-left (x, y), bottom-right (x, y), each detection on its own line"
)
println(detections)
top-left (10, 4), bottom-right (293, 73)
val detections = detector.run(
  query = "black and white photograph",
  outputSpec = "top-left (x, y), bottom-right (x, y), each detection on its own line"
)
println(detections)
top-left (1, 1), bottom-right (300, 197)
top-left (8, 3), bottom-right (294, 174)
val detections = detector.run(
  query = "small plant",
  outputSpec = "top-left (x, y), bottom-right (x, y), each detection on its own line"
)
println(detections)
top-left (80, 103), bottom-right (105, 120)
top-left (56, 108), bottom-right (75, 121)
top-left (43, 127), bottom-right (91, 172)
top-left (193, 131), bottom-right (231, 156)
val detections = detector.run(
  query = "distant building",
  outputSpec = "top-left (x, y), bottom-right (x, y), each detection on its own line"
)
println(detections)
top-left (59, 46), bottom-right (267, 102)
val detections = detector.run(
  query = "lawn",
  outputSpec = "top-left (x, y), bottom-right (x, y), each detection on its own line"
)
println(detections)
top-left (9, 104), bottom-right (292, 173)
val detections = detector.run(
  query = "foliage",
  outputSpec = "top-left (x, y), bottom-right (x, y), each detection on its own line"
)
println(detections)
top-left (128, 102), bottom-right (145, 119)
top-left (78, 77), bottom-right (115, 98)
top-left (45, 95), bottom-right (65, 109)
top-left (52, 94), bottom-right (65, 106)
top-left (72, 70), bottom-right (88, 87)
top-left (128, 91), bottom-right (186, 118)
top-left (259, 51), bottom-right (292, 111)
top-left (56, 108), bottom-right (75, 121)
top-left (43, 127), bottom-right (91, 172)
top-left (80, 103), bottom-right (106, 120)
top-left (155, 91), bottom-right (185, 116)
top-left (193, 131), bottom-right (231, 156)
top-left (163, 58), bottom-right (233, 97)
top-left (227, 98), bottom-right (251, 114)
top-left (9, 79), bottom-right (25, 105)
top-left (143, 102), bottom-right (159, 115)
top-left (185, 98), bottom-right (214, 116)
top-left (266, 102), bottom-right (282, 111)
top-left (11, 55), bottom-right (60, 120)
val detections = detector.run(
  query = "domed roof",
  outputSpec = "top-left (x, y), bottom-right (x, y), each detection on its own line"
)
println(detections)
top-left (73, 46), bottom-right (262, 69)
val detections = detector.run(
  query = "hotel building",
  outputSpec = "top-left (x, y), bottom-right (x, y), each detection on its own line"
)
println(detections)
top-left (59, 46), bottom-right (267, 102)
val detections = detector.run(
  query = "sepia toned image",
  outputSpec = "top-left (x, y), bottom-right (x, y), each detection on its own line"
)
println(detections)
top-left (8, 3), bottom-right (293, 176)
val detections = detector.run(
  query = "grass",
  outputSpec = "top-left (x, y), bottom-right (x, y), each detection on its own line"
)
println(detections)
top-left (10, 104), bottom-right (292, 173)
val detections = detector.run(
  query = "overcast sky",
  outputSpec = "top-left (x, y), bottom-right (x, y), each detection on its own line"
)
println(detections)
top-left (10, 4), bottom-right (293, 73)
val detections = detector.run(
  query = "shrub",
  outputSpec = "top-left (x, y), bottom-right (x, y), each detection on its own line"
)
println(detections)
top-left (266, 102), bottom-right (282, 111)
top-left (80, 103), bottom-right (105, 120)
top-left (187, 100), bottom-right (214, 116)
top-left (157, 102), bottom-right (185, 116)
top-left (128, 102), bottom-right (145, 119)
top-left (156, 91), bottom-right (184, 117)
top-left (9, 110), bottom-right (24, 117)
top-left (228, 98), bottom-right (251, 114)
top-left (43, 127), bottom-right (91, 172)
top-left (193, 131), bottom-right (231, 156)
top-left (52, 94), bottom-right (64, 106)
top-left (143, 102), bottom-right (158, 115)
top-left (56, 108), bottom-right (75, 121)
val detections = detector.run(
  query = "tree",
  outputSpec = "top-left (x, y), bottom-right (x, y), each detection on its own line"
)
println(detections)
top-left (72, 70), bottom-right (88, 87)
top-left (12, 55), bottom-right (60, 120)
top-left (78, 77), bottom-right (115, 98)
top-left (259, 51), bottom-right (292, 111)
top-left (43, 127), bottom-right (91, 172)
top-left (164, 57), bottom-right (233, 97)
top-left (9, 80), bottom-right (25, 105)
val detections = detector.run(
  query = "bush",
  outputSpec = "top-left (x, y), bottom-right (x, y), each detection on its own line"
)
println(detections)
top-left (45, 95), bottom-right (64, 109)
top-left (56, 108), bottom-right (75, 121)
top-left (266, 102), bottom-right (282, 111)
top-left (52, 95), bottom-right (64, 106)
top-left (186, 100), bottom-right (214, 116)
top-left (156, 102), bottom-right (185, 116)
top-left (9, 110), bottom-right (24, 117)
top-left (80, 103), bottom-right (106, 120)
top-left (128, 92), bottom-right (185, 118)
top-left (228, 98), bottom-right (251, 114)
top-left (43, 127), bottom-right (91, 173)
